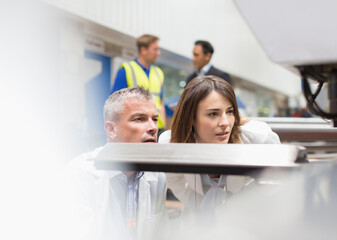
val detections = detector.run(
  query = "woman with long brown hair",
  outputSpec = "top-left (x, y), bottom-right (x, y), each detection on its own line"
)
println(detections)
top-left (159, 75), bottom-right (280, 213)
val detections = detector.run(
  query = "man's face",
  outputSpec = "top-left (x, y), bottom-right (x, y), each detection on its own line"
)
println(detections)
top-left (142, 40), bottom-right (161, 64)
top-left (106, 98), bottom-right (158, 143)
top-left (192, 44), bottom-right (211, 70)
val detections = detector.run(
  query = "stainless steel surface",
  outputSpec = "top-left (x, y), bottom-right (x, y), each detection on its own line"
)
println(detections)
top-left (91, 143), bottom-right (306, 174)
top-left (255, 117), bottom-right (334, 130)
top-left (290, 142), bottom-right (337, 152)
top-left (256, 117), bottom-right (332, 124)
top-left (254, 117), bottom-right (337, 141)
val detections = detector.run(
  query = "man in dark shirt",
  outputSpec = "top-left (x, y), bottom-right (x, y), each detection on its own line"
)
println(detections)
top-left (186, 40), bottom-right (231, 86)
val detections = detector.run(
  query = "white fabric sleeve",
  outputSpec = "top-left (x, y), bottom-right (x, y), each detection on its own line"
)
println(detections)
top-left (265, 129), bottom-right (281, 144)
top-left (240, 120), bottom-right (281, 144)
top-left (158, 130), bottom-right (171, 143)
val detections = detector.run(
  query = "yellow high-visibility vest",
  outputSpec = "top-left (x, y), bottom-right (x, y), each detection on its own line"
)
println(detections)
top-left (121, 60), bottom-right (165, 129)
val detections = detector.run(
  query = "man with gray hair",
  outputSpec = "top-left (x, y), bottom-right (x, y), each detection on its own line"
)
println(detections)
top-left (65, 87), bottom-right (169, 240)
top-left (103, 87), bottom-right (158, 143)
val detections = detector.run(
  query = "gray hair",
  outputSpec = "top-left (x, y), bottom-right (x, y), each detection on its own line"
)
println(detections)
top-left (103, 87), bottom-right (154, 122)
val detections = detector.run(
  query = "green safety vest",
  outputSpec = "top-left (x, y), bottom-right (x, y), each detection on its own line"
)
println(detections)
top-left (121, 60), bottom-right (165, 129)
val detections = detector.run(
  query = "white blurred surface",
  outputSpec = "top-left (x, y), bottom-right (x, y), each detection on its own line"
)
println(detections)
top-left (234, 0), bottom-right (337, 66)
top-left (0, 1), bottom-right (75, 239)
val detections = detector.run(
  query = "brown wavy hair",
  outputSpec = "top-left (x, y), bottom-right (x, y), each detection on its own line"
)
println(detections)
top-left (170, 75), bottom-right (244, 143)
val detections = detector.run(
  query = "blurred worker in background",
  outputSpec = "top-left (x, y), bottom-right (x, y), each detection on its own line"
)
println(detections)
top-left (65, 87), bottom-right (169, 240)
top-left (112, 34), bottom-right (166, 135)
top-left (186, 40), bottom-right (231, 86)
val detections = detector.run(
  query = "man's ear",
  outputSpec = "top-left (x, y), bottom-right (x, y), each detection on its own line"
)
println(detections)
top-left (140, 46), bottom-right (147, 56)
top-left (205, 52), bottom-right (212, 62)
top-left (104, 121), bottom-right (117, 140)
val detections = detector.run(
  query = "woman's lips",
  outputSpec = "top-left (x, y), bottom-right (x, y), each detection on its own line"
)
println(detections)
top-left (216, 132), bottom-right (229, 139)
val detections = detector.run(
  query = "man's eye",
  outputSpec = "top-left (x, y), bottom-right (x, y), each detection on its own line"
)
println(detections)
top-left (133, 117), bottom-right (143, 121)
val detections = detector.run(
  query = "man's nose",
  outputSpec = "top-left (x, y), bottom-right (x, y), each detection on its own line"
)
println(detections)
top-left (219, 114), bottom-right (229, 127)
top-left (147, 119), bottom-right (158, 134)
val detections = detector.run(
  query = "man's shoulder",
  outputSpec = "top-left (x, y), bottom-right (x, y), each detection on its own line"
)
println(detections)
top-left (65, 147), bottom-right (104, 178)
top-left (186, 72), bottom-right (197, 84)
top-left (152, 65), bottom-right (164, 77)
top-left (118, 60), bottom-right (145, 71)
top-left (187, 71), bottom-right (197, 79)
top-left (208, 66), bottom-right (231, 83)
top-left (208, 66), bottom-right (229, 76)
top-left (152, 64), bottom-right (163, 71)
top-left (119, 60), bottom-right (133, 69)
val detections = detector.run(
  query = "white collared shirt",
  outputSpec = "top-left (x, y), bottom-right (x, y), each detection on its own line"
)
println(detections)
top-left (65, 146), bottom-right (169, 239)
top-left (196, 62), bottom-right (212, 77)
top-left (108, 171), bottom-right (143, 237)
top-left (108, 171), bottom-right (143, 220)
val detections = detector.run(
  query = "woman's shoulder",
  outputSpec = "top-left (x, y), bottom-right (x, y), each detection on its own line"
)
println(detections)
top-left (158, 130), bottom-right (171, 143)
top-left (240, 119), bottom-right (271, 133)
top-left (240, 119), bottom-right (280, 144)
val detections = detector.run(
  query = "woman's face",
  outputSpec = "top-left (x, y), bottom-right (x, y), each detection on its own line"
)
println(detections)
top-left (193, 90), bottom-right (235, 144)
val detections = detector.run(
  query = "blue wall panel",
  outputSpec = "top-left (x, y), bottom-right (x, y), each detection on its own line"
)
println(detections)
top-left (84, 51), bottom-right (111, 138)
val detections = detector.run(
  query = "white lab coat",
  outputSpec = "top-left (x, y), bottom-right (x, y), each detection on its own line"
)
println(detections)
top-left (158, 120), bottom-right (281, 212)
top-left (64, 146), bottom-right (169, 240)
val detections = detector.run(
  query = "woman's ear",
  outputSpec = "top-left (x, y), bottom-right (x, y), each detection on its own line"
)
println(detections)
top-left (104, 121), bottom-right (117, 140)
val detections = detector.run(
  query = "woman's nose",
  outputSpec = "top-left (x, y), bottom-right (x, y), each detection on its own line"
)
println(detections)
top-left (219, 114), bottom-right (229, 127)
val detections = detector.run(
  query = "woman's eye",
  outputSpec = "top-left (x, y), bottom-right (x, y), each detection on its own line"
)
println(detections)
top-left (227, 110), bottom-right (234, 114)
top-left (208, 112), bottom-right (217, 117)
